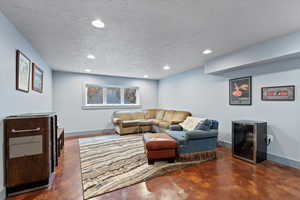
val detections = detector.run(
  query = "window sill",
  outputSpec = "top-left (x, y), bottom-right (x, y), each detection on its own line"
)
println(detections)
top-left (82, 104), bottom-right (142, 110)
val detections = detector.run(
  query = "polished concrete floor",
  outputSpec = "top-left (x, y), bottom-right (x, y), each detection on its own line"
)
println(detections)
top-left (7, 135), bottom-right (300, 200)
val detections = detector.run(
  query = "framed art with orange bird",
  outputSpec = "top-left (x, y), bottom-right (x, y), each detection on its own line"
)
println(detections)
top-left (229, 76), bottom-right (252, 105)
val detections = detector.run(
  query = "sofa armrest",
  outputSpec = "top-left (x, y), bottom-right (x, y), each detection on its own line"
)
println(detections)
top-left (112, 117), bottom-right (122, 125)
top-left (169, 125), bottom-right (183, 131)
top-left (186, 130), bottom-right (218, 140)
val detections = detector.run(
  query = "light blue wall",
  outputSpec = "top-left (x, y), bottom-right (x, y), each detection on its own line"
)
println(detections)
top-left (53, 71), bottom-right (159, 134)
top-left (0, 12), bottom-right (53, 196)
top-left (159, 57), bottom-right (300, 165)
top-left (205, 31), bottom-right (300, 74)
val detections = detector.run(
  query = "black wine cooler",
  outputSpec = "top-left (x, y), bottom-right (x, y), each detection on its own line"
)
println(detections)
top-left (232, 120), bottom-right (267, 164)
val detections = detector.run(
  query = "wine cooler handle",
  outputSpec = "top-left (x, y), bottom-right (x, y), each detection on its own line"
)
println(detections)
top-left (11, 127), bottom-right (41, 133)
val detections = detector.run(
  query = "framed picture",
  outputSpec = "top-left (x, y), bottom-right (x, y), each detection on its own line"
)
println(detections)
top-left (32, 63), bottom-right (44, 93)
top-left (229, 76), bottom-right (252, 105)
top-left (261, 85), bottom-right (295, 101)
top-left (16, 50), bottom-right (31, 92)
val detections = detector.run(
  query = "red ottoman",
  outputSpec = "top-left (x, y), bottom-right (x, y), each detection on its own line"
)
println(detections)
top-left (143, 133), bottom-right (177, 165)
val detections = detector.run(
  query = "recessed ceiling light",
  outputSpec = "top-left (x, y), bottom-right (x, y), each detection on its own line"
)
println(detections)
top-left (85, 69), bottom-right (92, 73)
top-left (91, 19), bottom-right (105, 28)
top-left (163, 65), bottom-right (171, 70)
top-left (143, 75), bottom-right (149, 78)
top-left (87, 54), bottom-right (96, 59)
top-left (202, 49), bottom-right (212, 55)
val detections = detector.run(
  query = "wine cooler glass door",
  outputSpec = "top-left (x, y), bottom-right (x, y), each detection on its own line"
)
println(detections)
top-left (233, 123), bottom-right (255, 161)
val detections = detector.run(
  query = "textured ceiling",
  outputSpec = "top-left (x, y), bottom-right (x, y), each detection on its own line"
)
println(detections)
top-left (1, 0), bottom-right (300, 79)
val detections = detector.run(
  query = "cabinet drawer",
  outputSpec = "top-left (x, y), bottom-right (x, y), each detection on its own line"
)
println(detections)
top-left (6, 117), bottom-right (48, 137)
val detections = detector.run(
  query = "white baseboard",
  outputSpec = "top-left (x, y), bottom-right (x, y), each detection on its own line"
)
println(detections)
top-left (65, 128), bottom-right (114, 137)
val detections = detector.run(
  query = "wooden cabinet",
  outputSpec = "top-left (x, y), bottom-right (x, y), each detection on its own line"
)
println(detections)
top-left (232, 120), bottom-right (267, 164)
top-left (4, 113), bottom-right (58, 196)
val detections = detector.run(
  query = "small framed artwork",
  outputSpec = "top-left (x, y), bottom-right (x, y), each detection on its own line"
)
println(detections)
top-left (229, 76), bottom-right (252, 105)
top-left (261, 85), bottom-right (295, 101)
top-left (32, 63), bottom-right (44, 93)
top-left (16, 50), bottom-right (31, 92)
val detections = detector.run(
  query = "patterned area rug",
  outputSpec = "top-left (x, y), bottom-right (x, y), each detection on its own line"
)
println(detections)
top-left (79, 135), bottom-right (206, 199)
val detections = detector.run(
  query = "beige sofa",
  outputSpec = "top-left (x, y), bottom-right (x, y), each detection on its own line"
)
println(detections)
top-left (112, 109), bottom-right (191, 135)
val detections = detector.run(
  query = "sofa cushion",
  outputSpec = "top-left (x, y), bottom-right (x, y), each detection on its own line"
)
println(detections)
top-left (166, 130), bottom-right (187, 145)
top-left (179, 117), bottom-right (206, 131)
top-left (122, 119), bottom-right (152, 128)
top-left (158, 121), bottom-right (171, 129)
top-left (113, 113), bottom-right (133, 120)
top-left (130, 112), bottom-right (145, 120)
top-left (144, 109), bottom-right (158, 119)
top-left (149, 119), bottom-right (161, 125)
top-left (155, 110), bottom-right (165, 120)
top-left (169, 125), bottom-right (183, 131)
top-left (195, 119), bottom-right (210, 131)
top-left (163, 110), bottom-right (176, 122)
top-left (172, 111), bottom-right (191, 122)
top-left (208, 120), bottom-right (219, 130)
top-left (116, 125), bottom-right (152, 135)
top-left (185, 130), bottom-right (218, 140)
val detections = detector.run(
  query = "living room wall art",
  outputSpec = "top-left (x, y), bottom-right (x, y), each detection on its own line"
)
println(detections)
top-left (261, 85), bottom-right (295, 101)
top-left (229, 76), bottom-right (252, 105)
top-left (32, 63), bottom-right (44, 93)
top-left (16, 50), bottom-right (31, 92)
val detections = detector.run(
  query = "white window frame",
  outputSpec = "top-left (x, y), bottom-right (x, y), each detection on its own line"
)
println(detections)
top-left (82, 83), bottom-right (141, 109)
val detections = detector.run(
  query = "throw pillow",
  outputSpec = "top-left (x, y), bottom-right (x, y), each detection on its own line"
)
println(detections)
top-left (179, 117), bottom-right (189, 130)
top-left (195, 119), bottom-right (210, 131)
top-left (180, 117), bottom-right (206, 131)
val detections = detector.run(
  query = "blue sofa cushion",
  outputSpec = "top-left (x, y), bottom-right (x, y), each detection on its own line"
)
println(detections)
top-left (169, 125), bottom-right (183, 131)
top-left (185, 130), bottom-right (218, 140)
top-left (194, 119), bottom-right (210, 131)
top-left (208, 120), bottom-right (219, 130)
top-left (166, 130), bottom-right (187, 145)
